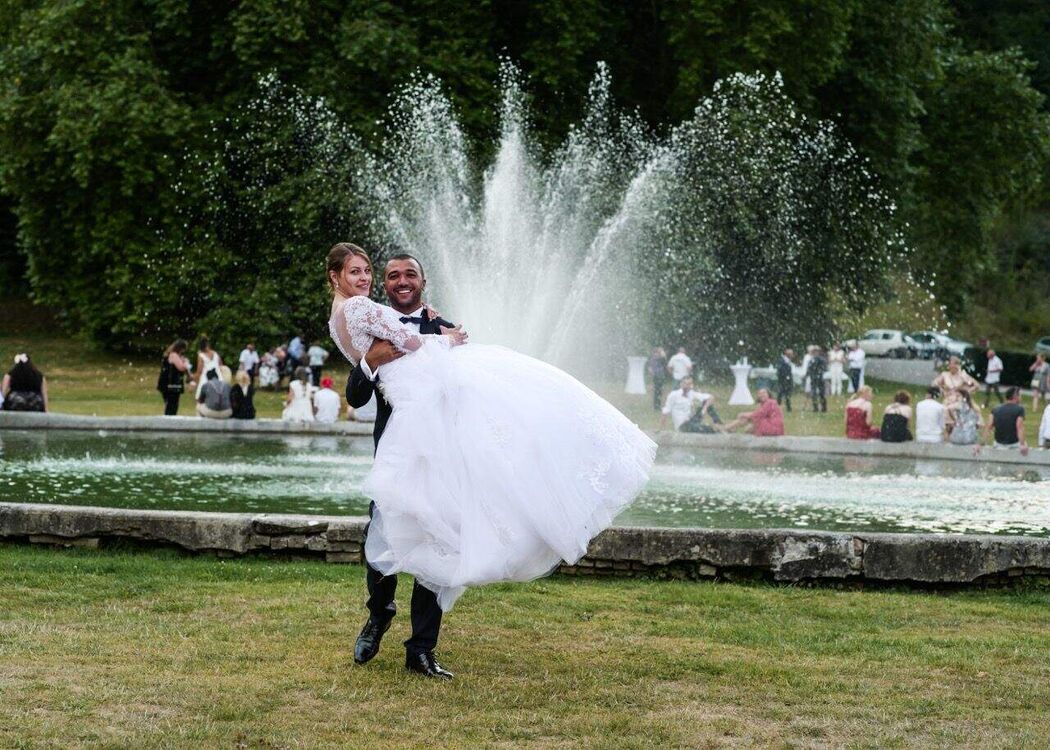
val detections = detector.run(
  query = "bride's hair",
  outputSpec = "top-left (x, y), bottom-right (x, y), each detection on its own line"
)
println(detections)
top-left (327, 242), bottom-right (372, 291)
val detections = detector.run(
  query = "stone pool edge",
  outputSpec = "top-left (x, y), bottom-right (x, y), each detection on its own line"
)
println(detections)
top-left (3, 502), bottom-right (1048, 587)
top-left (4, 411), bottom-right (1049, 467)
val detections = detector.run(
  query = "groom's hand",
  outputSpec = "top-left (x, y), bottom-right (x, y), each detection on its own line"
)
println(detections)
top-left (364, 339), bottom-right (404, 371)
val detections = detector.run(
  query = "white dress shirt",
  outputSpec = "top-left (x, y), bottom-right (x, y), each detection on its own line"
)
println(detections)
top-left (667, 352), bottom-right (693, 381)
top-left (662, 388), bottom-right (711, 430)
top-left (986, 355), bottom-right (1003, 385)
top-left (915, 398), bottom-right (945, 443)
top-left (313, 387), bottom-right (342, 423)
top-left (847, 348), bottom-right (866, 369)
top-left (239, 348), bottom-right (259, 372)
top-left (360, 306), bottom-right (425, 381)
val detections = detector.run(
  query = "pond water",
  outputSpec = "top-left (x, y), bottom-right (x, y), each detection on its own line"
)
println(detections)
top-left (1, 430), bottom-right (1048, 536)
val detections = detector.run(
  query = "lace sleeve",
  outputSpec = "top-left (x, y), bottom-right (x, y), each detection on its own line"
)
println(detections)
top-left (343, 296), bottom-right (425, 354)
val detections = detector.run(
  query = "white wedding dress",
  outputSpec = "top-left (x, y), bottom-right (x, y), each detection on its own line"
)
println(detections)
top-left (330, 295), bottom-right (656, 611)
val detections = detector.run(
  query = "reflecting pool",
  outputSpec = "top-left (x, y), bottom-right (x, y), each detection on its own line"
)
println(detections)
top-left (1, 431), bottom-right (1047, 536)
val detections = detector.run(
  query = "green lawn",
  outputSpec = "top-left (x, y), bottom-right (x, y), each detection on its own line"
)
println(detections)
top-left (1, 544), bottom-right (1048, 749)
top-left (2, 299), bottom-right (1044, 443)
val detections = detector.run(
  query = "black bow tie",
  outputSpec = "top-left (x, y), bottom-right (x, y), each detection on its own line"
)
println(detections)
top-left (399, 315), bottom-right (426, 325)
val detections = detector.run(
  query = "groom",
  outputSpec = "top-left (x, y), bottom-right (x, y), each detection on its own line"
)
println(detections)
top-left (346, 253), bottom-right (458, 680)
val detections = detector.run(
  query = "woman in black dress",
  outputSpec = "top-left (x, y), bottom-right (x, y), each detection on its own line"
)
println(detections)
top-left (157, 339), bottom-right (193, 416)
top-left (230, 369), bottom-right (256, 420)
top-left (880, 390), bottom-right (913, 443)
top-left (1, 353), bottom-right (48, 412)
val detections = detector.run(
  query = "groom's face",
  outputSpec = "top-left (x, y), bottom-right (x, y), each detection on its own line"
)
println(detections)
top-left (384, 259), bottom-right (425, 312)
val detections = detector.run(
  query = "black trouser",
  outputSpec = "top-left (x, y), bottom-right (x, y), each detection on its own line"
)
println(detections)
top-left (162, 392), bottom-right (181, 416)
top-left (776, 381), bottom-right (792, 412)
top-left (810, 379), bottom-right (826, 412)
top-left (310, 365), bottom-right (323, 387)
top-left (652, 377), bottom-right (666, 410)
top-left (849, 367), bottom-right (862, 392)
top-left (681, 404), bottom-right (722, 432)
top-left (364, 501), bottom-right (442, 656)
top-left (983, 382), bottom-right (1003, 408)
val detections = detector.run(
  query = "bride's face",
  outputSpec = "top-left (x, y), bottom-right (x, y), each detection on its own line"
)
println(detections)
top-left (333, 256), bottom-right (373, 297)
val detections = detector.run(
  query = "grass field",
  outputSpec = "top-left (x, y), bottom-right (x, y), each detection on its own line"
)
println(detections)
top-left (1, 543), bottom-right (1048, 749)
top-left (2, 299), bottom-right (1045, 442)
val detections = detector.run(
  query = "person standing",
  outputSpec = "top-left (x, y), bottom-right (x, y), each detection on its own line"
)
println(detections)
top-left (986, 387), bottom-right (1029, 455)
top-left (847, 342), bottom-right (865, 393)
top-left (827, 343), bottom-right (846, 397)
top-left (914, 387), bottom-right (946, 444)
top-left (238, 343), bottom-right (260, 381)
top-left (982, 349), bottom-right (1004, 407)
top-left (807, 347), bottom-right (828, 413)
top-left (287, 333), bottom-right (305, 371)
top-left (230, 370), bottom-right (256, 420)
top-left (1, 353), bottom-right (48, 412)
top-left (646, 347), bottom-right (668, 411)
top-left (157, 339), bottom-right (193, 416)
top-left (1030, 353), bottom-right (1049, 411)
top-left (193, 337), bottom-right (222, 401)
top-left (313, 376), bottom-right (342, 424)
top-left (775, 349), bottom-right (795, 412)
top-left (307, 341), bottom-right (330, 386)
top-left (666, 347), bottom-right (693, 389)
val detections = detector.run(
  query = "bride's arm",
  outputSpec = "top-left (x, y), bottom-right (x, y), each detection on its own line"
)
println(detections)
top-left (344, 297), bottom-right (465, 354)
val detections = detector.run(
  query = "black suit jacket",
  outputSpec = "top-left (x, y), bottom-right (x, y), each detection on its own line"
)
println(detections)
top-left (346, 312), bottom-right (453, 452)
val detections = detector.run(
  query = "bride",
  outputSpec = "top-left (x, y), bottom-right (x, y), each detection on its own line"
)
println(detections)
top-left (328, 243), bottom-right (656, 612)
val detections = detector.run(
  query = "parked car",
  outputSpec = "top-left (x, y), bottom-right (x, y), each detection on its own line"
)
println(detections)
top-left (858, 329), bottom-right (919, 358)
top-left (1035, 336), bottom-right (1050, 355)
top-left (908, 330), bottom-right (972, 359)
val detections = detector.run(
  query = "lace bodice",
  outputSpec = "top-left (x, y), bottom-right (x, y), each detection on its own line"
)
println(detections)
top-left (328, 295), bottom-right (442, 365)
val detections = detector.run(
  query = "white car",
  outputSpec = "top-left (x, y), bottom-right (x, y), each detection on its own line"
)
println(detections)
top-left (857, 329), bottom-right (918, 358)
top-left (908, 330), bottom-right (972, 359)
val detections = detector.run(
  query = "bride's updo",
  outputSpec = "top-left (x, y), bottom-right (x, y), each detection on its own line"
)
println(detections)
top-left (326, 242), bottom-right (373, 292)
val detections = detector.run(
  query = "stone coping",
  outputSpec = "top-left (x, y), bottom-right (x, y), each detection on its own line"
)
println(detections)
top-left (2, 502), bottom-right (1048, 586)
top-left (0, 411), bottom-right (373, 436)
top-left (3, 411), bottom-right (1048, 467)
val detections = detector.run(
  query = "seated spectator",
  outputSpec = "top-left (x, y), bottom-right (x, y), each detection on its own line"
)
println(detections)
top-left (660, 377), bottom-right (721, 432)
top-left (282, 366), bottom-right (315, 423)
top-left (914, 387), bottom-right (945, 443)
top-left (880, 390), bottom-right (912, 443)
top-left (313, 377), bottom-right (342, 424)
top-left (1, 353), bottom-right (48, 412)
top-left (986, 386), bottom-right (1029, 455)
top-left (845, 386), bottom-right (879, 440)
top-left (258, 348), bottom-right (281, 389)
top-left (947, 390), bottom-right (983, 446)
top-left (230, 369), bottom-right (256, 420)
top-left (196, 369), bottom-right (232, 419)
top-left (1040, 402), bottom-right (1050, 449)
top-left (723, 388), bottom-right (784, 436)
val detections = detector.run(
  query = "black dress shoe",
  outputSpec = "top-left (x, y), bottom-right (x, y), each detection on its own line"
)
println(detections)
top-left (354, 616), bottom-right (392, 665)
top-left (405, 651), bottom-right (454, 680)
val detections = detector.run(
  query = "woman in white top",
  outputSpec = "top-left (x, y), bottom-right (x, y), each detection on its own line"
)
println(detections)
top-left (281, 366), bottom-right (315, 422)
top-left (827, 343), bottom-right (846, 396)
top-left (193, 337), bottom-right (222, 400)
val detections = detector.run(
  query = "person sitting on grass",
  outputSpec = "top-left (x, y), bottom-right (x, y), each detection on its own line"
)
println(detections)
top-left (659, 377), bottom-right (722, 432)
top-left (845, 385), bottom-right (879, 440)
top-left (196, 369), bottom-right (232, 419)
top-left (880, 390), bottom-right (912, 443)
top-left (722, 388), bottom-right (784, 436)
top-left (1, 353), bottom-right (48, 412)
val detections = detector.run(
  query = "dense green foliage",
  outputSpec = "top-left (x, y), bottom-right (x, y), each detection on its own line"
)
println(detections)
top-left (0, 0), bottom-right (1047, 352)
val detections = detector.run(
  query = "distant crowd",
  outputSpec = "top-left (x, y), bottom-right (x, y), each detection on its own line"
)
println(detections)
top-left (648, 345), bottom-right (1050, 451)
top-left (156, 335), bottom-right (348, 423)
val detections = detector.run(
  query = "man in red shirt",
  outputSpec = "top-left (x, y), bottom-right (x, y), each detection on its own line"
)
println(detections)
top-left (723, 388), bottom-right (785, 436)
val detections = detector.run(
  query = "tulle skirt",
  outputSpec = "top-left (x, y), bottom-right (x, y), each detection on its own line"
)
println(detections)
top-left (363, 342), bottom-right (656, 611)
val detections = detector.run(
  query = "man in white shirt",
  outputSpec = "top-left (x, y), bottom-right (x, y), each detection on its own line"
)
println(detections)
top-left (847, 343), bottom-right (865, 393)
top-left (915, 386), bottom-right (945, 443)
top-left (660, 378), bottom-right (719, 431)
top-left (983, 348), bottom-right (1004, 408)
top-left (666, 347), bottom-right (694, 388)
top-left (307, 342), bottom-right (329, 387)
top-left (238, 343), bottom-right (260, 380)
top-left (313, 377), bottom-right (342, 423)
